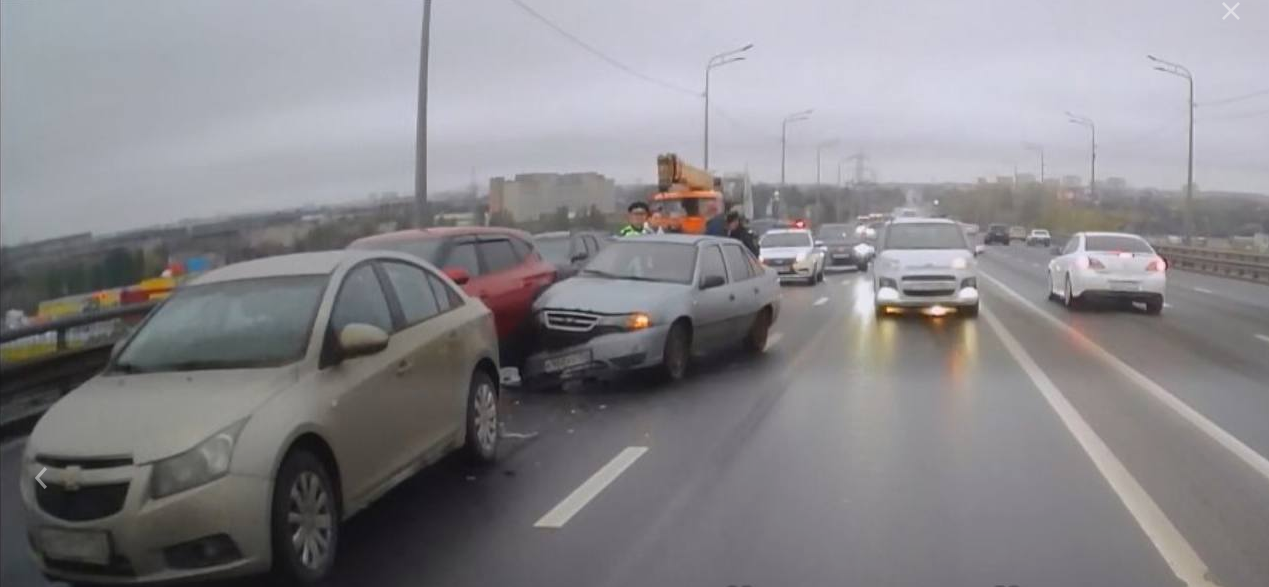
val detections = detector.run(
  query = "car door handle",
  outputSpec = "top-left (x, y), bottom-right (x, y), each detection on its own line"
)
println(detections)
top-left (395, 360), bottom-right (414, 376)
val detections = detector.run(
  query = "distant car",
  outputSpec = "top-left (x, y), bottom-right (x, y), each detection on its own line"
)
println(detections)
top-left (523, 235), bottom-right (781, 386)
top-left (873, 218), bottom-right (980, 317)
top-left (349, 227), bottom-right (557, 366)
top-left (816, 223), bottom-right (873, 271)
top-left (1026, 229), bottom-right (1052, 247)
top-left (1047, 232), bottom-right (1166, 314)
top-left (985, 223), bottom-right (1010, 245)
top-left (1008, 226), bottom-right (1028, 243)
top-left (759, 229), bottom-right (826, 285)
top-left (22, 251), bottom-right (500, 585)
top-left (533, 231), bottom-right (609, 280)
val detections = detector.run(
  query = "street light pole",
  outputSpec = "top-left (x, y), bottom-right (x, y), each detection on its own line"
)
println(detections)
top-left (414, 0), bottom-right (433, 228)
top-left (1148, 55), bottom-right (1196, 244)
top-left (780, 109), bottom-right (813, 185)
top-left (1066, 112), bottom-right (1096, 200)
top-left (1024, 142), bottom-right (1045, 184)
top-left (703, 43), bottom-right (753, 170)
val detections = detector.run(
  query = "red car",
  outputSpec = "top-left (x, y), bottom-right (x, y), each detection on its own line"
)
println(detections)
top-left (349, 227), bottom-right (557, 365)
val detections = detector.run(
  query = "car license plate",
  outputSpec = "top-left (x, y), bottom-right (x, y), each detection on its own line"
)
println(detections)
top-left (1110, 281), bottom-right (1140, 292)
top-left (39, 528), bottom-right (110, 565)
top-left (543, 350), bottom-right (591, 373)
top-left (832, 253), bottom-right (851, 259)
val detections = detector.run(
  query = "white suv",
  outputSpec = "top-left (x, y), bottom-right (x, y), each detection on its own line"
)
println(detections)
top-left (872, 218), bottom-right (981, 317)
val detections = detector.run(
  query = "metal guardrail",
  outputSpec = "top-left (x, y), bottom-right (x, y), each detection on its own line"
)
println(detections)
top-left (0, 302), bottom-right (158, 435)
top-left (1153, 245), bottom-right (1269, 284)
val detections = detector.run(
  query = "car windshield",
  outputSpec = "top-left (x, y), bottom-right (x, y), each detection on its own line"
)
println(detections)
top-left (883, 223), bottom-right (969, 250)
top-left (580, 242), bottom-right (696, 284)
top-left (348, 237), bottom-right (443, 264)
top-left (113, 275), bottom-right (326, 373)
top-left (1086, 235), bottom-right (1153, 253)
top-left (760, 232), bottom-right (812, 248)
top-left (816, 224), bottom-right (857, 240)
top-left (534, 237), bottom-right (572, 264)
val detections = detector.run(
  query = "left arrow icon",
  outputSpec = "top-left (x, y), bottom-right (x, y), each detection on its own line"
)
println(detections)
top-left (36, 467), bottom-right (47, 489)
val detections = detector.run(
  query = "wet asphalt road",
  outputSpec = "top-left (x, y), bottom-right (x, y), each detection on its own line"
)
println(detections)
top-left (2, 244), bottom-right (1267, 587)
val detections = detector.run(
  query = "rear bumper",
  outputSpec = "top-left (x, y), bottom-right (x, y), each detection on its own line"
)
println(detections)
top-left (1071, 271), bottom-right (1166, 298)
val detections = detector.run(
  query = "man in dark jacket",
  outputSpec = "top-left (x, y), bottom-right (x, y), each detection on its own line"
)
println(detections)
top-left (725, 211), bottom-right (760, 256)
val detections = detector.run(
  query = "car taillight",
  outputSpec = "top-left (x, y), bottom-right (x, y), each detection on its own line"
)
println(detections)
top-left (1077, 256), bottom-right (1105, 270)
top-left (1147, 258), bottom-right (1166, 272)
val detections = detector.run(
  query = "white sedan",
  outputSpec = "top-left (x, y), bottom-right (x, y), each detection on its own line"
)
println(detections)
top-left (759, 229), bottom-right (826, 285)
top-left (1047, 232), bottom-right (1167, 314)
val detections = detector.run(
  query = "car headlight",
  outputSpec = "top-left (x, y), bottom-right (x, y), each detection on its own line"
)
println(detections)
top-left (853, 243), bottom-right (871, 256)
top-left (150, 419), bottom-right (247, 499)
top-left (599, 312), bottom-right (651, 331)
top-left (951, 257), bottom-right (969, 270)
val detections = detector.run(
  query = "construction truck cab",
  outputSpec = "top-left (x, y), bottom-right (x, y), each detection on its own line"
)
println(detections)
top-left (651, 153), bottom-right (723, 234)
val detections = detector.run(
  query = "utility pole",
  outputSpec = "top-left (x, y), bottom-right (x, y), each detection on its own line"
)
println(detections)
top-left (414, 0), bottom-right (433, 228)
top-left (1148, 55), bottom-right (1196, 244)
top-left (703, 44), bottom-right (753, 171)
top-left (1066, 112), bottom-right (1096, 201)
top-left (780, 109), bottom-right (813, 185)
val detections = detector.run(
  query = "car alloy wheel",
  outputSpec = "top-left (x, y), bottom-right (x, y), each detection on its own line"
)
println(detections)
top-left (272, 450), bottom-right (338, 585)
top-left (465, 370), bottom-right (499, 463)
top-left (288, 471), bottom-right (334, 572)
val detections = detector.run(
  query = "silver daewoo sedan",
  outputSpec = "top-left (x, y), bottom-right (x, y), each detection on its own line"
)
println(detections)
top-left (523, 235), bottom-right (781, 386)
top-left (21, 250), bottom-right (500, 585)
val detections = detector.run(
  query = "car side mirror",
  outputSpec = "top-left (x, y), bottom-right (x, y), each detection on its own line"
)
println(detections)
top-left (700, 275), bottom-right (726, 290)
top-left (974, 245), bottom-right (985, 257)
top-left (337, 323), bottom-right (390, 361)
top-left (443, 267), bottom-right (471, 285)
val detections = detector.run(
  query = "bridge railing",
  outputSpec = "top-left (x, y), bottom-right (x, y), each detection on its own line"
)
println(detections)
top-left (0, 302), bottom-right (158, 435)
top-left (1152, 245), bottom-right (1269, 284)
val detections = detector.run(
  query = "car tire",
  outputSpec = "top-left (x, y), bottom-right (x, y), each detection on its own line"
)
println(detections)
top-left (961, 303), bottom-right (979, 318)
top-left (271, 450), bottom-right (339, 586)
top-left (464, 369), bottom-right (499, 464)
top-left (1144, 297), bottom-right (1164, 316)
top-left (656, 322), bottom-right (691, 383)
top-left (744, 308), bottom-right (772, 354)
top-left (1063, 275), bottom-right (1080, 310)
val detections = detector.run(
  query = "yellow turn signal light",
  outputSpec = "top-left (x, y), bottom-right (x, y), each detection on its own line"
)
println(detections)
top-left (626, 313), bottom-right (652, 331)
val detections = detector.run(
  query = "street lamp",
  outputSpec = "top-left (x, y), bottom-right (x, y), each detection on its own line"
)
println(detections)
top-left (781, 109), bottom-right (813, 185)
top-left (1065, 111), bottom-right (1096, 200)
top-left (703, 43), bottom-right (753, 170)
top-left (1148, 54), bottom-right (1196, 244)
top-left (1023, 142), bottom-right (1045, 184)
top-left (414, 0), bottom-right (433, 228)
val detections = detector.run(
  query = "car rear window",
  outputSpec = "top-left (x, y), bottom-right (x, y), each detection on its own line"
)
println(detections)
top-left (1085, 235), bottom-right (1153, 253)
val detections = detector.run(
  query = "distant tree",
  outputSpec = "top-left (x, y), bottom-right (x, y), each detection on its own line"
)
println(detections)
top-left (547, 206), bottom-right (572, 231)
top-left (489, 209), bottom-right (516, 228)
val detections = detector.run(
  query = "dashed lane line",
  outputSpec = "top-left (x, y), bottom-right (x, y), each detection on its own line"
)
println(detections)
top-left (534, 446), bottom-right (649, 529)
top-left (980, 270), bottom-right (1269, 484)
top-left (981, 307), bottom-right (1220, 587)
top-left (813, 297), bottom-right (829, 306)
top-left (1255, 334), bottom-right (1269, 345)
top-left (1192, 287), bottom-right (1214, 294)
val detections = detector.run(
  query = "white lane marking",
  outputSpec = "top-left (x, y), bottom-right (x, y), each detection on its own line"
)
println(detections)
top-left (981, 271), bottom-right (1269, 483)
top-left (981, 307), bottom-right (1219, 587)
top-left (501, 431), bottom-right (539, 440)
top-left (534, 446), bottom-right (648, 528)
top-left (813, 296), bottom-right (829, 306)
top-left (766, 332), bottom-right (785, 350)
top-left (1192, 287), bottom-right (1213, 294)
top-left (1255, 334), bottom-right (1269, 344)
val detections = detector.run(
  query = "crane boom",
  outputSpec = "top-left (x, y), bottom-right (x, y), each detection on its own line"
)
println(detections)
top-left (657, 153), bottom-right (716, 192)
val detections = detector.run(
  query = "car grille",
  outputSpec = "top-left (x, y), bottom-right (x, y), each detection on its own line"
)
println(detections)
top-left (541, 310), bottom-right (599, 332)
top-left (765, 258), bottom-right (794, 267)
top-left (44, 556), bottom-right (135, 577)
top-left (36, 456), bottom-right (132, 470)
top-left (901, 275), bottom-right (957, 297)
top-left (36, 482), bottom-right (129, 522)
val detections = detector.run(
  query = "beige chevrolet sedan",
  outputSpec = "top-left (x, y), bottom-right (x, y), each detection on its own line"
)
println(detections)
top-left (21, 250), bottom-right (500, 585)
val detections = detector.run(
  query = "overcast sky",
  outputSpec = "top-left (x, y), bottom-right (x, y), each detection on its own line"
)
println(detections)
top-left (2, 0), bottom-right (1267, 244)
